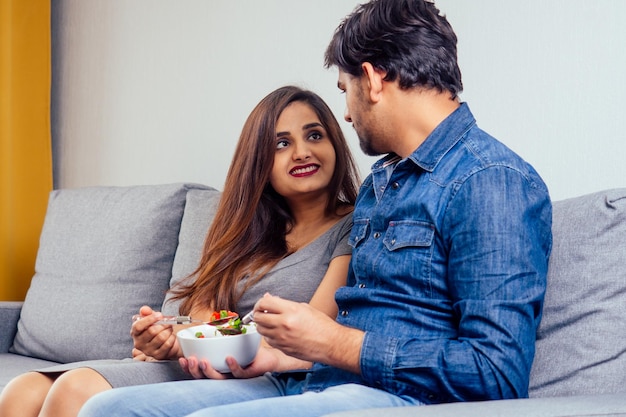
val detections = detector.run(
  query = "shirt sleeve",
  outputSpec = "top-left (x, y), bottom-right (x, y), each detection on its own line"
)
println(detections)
top-left (358, 166), bottom-right (552, 402)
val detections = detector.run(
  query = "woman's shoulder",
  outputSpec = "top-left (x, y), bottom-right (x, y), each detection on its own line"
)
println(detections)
top-left (329, 208), bottom-right (353, 233)
top-left (314, 211), bottom-right (353, 251)
top-left (336, 210), bottom-right (353, 230)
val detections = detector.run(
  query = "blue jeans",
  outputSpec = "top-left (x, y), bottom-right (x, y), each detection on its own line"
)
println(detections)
top-left (77, 374), bottom-right (422, 417)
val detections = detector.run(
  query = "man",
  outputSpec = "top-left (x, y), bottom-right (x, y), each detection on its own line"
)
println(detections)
top-left (78, 1), bottom-right (552, 416)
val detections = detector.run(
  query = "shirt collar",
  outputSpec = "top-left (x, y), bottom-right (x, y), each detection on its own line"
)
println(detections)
top-left (369, 103), bottom-right (476, 175)
top-left (408, 102), bottom-right (476, 173)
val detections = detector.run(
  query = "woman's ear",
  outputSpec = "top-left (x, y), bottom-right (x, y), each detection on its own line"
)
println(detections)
top-left (361, 62), bottom-right (385, 103)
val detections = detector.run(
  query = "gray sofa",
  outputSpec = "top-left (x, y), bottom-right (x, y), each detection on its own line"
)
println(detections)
top-left (1, 183), bottom-right (625, 416)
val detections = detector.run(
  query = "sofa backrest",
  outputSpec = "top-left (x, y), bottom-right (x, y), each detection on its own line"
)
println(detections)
top-left (10, 183), bottom-right (218, 363)
top-left (529, 188), bottom-right (626, 397)
top-left (162, 188), bottom-right (221, 315)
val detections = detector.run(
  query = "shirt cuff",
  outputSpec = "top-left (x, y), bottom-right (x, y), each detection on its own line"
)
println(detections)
top-left (359, 331), bottom-right (398, 388)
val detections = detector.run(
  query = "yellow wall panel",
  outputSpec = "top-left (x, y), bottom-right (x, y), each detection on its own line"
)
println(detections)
top-left (0, 0), bottom-right (52, 300)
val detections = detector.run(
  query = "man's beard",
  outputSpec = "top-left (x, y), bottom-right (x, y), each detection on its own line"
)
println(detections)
top-left (356, 129), bottom-right (384, 157)
top-left (359, 137), bottom-right (380, 156)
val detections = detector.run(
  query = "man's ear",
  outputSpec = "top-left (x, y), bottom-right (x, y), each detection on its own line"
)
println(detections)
top-left (361, 62), bottom-right (385, 103)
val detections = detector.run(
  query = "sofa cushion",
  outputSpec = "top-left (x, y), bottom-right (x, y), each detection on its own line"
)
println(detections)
top-left (529, 188), bottom-right (626, 397)
top-left (0, 353), bottom-right (61, 391)
top-left (11, 183), bottom-right (212, 363)
top-left (0, 302), bottom-right (22, 353)
top-left (162, 188), bottom-right (221, 315)
top-left (322, 393), bottom-right (626, 417)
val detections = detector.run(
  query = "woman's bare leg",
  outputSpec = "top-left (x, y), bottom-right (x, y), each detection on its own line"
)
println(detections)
top-left (39, 368), bottom-right (112, 417)
top-left (0, 371), bottom-right (58, 417)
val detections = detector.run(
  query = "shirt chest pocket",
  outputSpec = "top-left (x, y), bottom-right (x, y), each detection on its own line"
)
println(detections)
top-left (382, 220), bottom-right (436, 296)
top-left (383, 220), bottom-right (434, 251)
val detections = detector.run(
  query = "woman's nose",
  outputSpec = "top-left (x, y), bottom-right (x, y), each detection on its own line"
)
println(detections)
top-left (292, 141), bottom-right (311, 160)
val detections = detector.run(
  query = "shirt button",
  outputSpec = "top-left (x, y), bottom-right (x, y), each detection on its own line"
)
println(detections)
top-left (340, 310), bottom-right (348, 317)
top-left (373, 232), bottom-right (381, 239)
top-left (391, 182), bottom-right (399, 189)
top-left (358, 283), bottom-right (366, 288)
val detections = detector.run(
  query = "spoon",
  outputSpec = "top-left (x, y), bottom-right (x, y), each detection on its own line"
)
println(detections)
top-left (131, 313), bottom-right (238, 326)
top-left (208, 311), bottom-right (239, 325)
top-left (241, 308), bottom-right (267, 324)
top-left (241, 310), bottom-right (255, 324)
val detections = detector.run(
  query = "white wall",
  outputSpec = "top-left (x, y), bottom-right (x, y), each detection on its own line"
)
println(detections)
top-left (51, 0), bottom-right (626, 201)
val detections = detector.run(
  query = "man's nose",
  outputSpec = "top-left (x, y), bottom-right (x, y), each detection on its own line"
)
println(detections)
top-left (344, 107), bottom-right (352, 123)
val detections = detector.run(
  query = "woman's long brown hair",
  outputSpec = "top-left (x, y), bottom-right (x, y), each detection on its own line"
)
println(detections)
top-left (170, 86), bottom-right (360, 315)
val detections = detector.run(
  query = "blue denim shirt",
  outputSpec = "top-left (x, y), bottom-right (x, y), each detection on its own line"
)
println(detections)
top-left (303, 103), bottom-right (552, 404)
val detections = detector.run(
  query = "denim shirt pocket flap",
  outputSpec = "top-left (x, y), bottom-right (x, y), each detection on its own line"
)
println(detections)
top-left (384, 221), bottom-right (434, 251)
top-left (348, 219), bottom-right (369, 248)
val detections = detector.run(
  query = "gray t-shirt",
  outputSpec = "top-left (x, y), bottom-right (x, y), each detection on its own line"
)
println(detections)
top-left (235, 214), bottom-right (353, 314)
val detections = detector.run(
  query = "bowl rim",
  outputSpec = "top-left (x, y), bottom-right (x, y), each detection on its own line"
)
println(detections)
top-left (176, 323), bottom-right (258, 340)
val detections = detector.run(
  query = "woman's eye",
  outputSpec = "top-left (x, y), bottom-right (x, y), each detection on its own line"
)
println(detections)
top-left (276, 139), bottom-right (289, 150)
top-left (308, 131), bottom-right (323, 141)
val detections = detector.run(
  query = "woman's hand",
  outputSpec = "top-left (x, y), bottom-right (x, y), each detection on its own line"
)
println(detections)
top-left (132, 348), bottom-right (159, 362)
top-left (130, 305), bottom-right (180, 360)
top-left (178, 344), bottom-right (283, 380)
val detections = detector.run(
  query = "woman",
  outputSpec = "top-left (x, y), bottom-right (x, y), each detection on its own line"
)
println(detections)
top-left (0, 86), bottom-right (360, 417)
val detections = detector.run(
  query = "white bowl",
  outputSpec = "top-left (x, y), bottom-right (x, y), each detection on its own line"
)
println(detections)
top-left (176, 324), bottom-right (261, 373)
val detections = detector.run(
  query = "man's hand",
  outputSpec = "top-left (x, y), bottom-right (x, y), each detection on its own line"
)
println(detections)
top-left (251, 294), bottom-right (365, 374)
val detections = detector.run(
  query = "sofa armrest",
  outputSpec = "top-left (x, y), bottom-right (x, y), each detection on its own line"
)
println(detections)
top-left (322, 393), bottom-right (626, 417)
top-left (0, 302), bottom-right (23, 353)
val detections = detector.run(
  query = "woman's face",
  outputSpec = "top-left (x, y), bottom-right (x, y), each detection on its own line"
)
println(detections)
top-left (269, 101), bottom-right (337, 202)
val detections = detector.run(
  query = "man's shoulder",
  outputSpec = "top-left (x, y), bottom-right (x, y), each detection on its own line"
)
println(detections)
top-left (428, 125), bottom-right (549, 198)
top-left (456, 126), bottom-right (540, 177)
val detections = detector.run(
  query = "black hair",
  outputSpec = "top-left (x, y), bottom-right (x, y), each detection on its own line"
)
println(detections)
top-left (325, 0), bottom-right (463, 98)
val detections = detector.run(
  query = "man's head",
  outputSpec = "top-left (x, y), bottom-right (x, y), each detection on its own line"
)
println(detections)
top-left (325, 0), bottom-right (462, 98)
